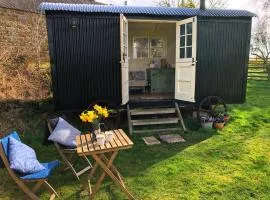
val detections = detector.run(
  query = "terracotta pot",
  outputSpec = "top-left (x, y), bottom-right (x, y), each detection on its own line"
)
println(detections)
top-left (214, 122), bottom-right (225, 129)
top-left (223, 115), bottom-right (230, 123)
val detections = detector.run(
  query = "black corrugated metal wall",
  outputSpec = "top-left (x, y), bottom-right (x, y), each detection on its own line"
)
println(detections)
top-left (46, 13), bottom-right (121, 110)
top-left (195, 17), bottom-right (252, 103)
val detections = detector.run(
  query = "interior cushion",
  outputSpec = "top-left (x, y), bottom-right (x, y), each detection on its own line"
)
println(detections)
top-left (48, 117), bottom-right (81, 147)
top-left (9, 137), bottom-right (46, 174)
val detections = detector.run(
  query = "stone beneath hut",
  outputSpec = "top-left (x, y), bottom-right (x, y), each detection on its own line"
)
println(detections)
top-left (159, 134), bottom-right (185, 143)
top-left (142, 136), bottom-right (161, 145)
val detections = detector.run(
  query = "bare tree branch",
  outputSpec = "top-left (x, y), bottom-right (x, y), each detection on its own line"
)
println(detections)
top-left (155, 0), bottom-right (227, 8)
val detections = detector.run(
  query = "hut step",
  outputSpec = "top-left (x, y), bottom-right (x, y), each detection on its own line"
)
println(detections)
top-left (127, 102), bottom-right (187, 135)
top-left (133, 128), bottom-right (180, 134)
top-left (130, 108), bottom-right (176, 115)
top-left (132, 118), bottom-right (179, 126)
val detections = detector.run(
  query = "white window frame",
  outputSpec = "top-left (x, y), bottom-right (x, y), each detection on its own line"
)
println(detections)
top-left (178, 20), bottom-right (195, 63)
top-left (132, 36), bottom-right (167, 59)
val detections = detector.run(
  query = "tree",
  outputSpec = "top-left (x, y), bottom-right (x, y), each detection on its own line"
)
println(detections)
top-left (156, 0), bottom-right (196, 8)
top-left (207, 0), bottom-right (227, 9)
top-left (250, 0), bottom-right (270, 79)
top-left (156, 0), bottom-right (227, 9)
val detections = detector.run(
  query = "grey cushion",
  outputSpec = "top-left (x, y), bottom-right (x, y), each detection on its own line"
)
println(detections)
top-left (48, 117), bottom-right (81, 147)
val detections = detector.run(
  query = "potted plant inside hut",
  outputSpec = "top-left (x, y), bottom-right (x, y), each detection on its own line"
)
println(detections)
top-left (200, 116), bottom-right (214, 129)
top-left (79, 104), bottom-right (110, 141)
top-left (213, 113), bottom-right (225, 129)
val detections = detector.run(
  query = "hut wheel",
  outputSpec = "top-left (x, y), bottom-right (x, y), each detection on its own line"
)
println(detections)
top-left (88, 100), bottom-right (120, 131)
top-left (197, 96), bottom-right (227, 121)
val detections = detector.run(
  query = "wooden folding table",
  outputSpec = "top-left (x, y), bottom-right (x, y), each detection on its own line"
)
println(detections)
top-left (76, 129), bottom-right (135, 200)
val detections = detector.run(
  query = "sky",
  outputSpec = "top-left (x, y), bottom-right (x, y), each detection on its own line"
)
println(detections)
top-left (98, 0), bottom-right (268, 30)
top-left (99, 0), bottom-right (258, 12)
top-left (98, 0), bottom-right (267, 18)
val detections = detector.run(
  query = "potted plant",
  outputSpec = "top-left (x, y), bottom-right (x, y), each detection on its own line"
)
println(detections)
top-left (200, 116), bottom-right (214, 129)
top-left (79, 104), bottom-right (110, 141)
top-left (213, 115), bottom-right (225, 129)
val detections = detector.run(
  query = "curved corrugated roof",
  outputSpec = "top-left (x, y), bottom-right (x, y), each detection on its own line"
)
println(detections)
top-left (39, 3), bottom-right (256, 18)
top-left (0, 0), bottom-right (104, 13)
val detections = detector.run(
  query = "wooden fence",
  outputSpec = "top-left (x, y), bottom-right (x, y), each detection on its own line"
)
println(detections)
top-left (248, 59), bottom-right (269, 81)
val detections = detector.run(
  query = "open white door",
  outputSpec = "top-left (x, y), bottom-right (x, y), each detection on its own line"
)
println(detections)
top-left (175, 17), bottom-right (197, 102)
top-left (120, 14), bottom-right (129, 105)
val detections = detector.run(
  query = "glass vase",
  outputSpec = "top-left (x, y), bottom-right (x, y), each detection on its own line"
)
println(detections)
top-left (91, 121), bottom-right (100, 142)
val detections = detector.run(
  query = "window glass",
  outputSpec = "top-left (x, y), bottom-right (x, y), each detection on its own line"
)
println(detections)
top-left (151, 38), bottom-right (165, 48)
top-left (179, 22), bottom-right (193, 59)
top-left (180, 25), bottom-right (185, 36)
top-left (133, 37), bottom-right (149, 58)
top-left (180, 36), bottom-right (185, 47)
top-left (150, 38), bottom-right (166, 58)
top-left (180, 48), bottom-right (185, 58)
top-left (187, 35), bottom-right (192, 46)
top-left (124, 34), bottom-right (127, 46)
top-left (186, 47), bottom-right (192, 58)
top-left (123, 21), bottom-right (128, 33)
top-left (151, 47), bottom-right (164, 58)
top-left (186, 23), bottom-right (192, 34)
top-left (133, 37), bottom-right (166, 59)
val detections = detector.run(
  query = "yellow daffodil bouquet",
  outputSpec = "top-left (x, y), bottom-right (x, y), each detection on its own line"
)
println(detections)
top-left (79, 104), bottom-right (109, 130)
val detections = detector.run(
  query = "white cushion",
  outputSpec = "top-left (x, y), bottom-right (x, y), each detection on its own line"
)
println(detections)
top-left (48, 117), bottom-right (81, 147)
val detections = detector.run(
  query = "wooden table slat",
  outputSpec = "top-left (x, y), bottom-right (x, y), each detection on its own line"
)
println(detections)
top-left (86, 134), bottom-right (94, 151)
top-left (104, 141), bottom-right (112, 149)
top-left (76, 130), bottom-right (133, 155)
top-left (109, 138), bottom-right (117, 148)
top-left (114, 130), bottom-right (128, 146)
top-left (76, 136), bottom-right (83, 153)
top-left (81, 135), bottom-right (89, 153)
top-left (93, 143), bottom-right (101, 151)
top-left (112, 131), bottom-right (122, 147)
top-left (118, 129), bottom-right (134, 145)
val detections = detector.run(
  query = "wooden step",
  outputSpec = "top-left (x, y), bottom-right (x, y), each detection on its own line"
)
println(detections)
top-left (132, 118), bottom-right (179, 126)
top-left (133, 128), bottom-right (180, 134)
top-left (130, 108), bottom-right (176, 116)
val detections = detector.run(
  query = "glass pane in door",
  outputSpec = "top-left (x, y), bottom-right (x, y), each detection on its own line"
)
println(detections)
top-left (186, 47), bottom-right (192, 58)
top-left (180, 48), bottom-right (185, 58)
top-left (186, 23), bottom-right (192, 34)
top-left (187, 35), bottom-right (192, 46)
top-left (180, 24), bottom-right (185, 36)
top-left (180, 36), bottom-right (185, 47)
top-left (179, 22), bottom-right (193, 59)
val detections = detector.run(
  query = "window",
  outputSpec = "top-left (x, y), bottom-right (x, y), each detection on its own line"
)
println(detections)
top-left (150, 38), bottom-right (166, 58)
top-left (133, 37), bottom-right (149, 59)
top-left (123, 20), bottom-right (128, 59)
top-left (133, 37), bottom-right (166, 59)
top-left (179, 22), bottom-right (192, 59)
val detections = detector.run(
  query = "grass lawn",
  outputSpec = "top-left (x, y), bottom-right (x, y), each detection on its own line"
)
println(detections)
top-left (0, 80), bottom-right (269, 200)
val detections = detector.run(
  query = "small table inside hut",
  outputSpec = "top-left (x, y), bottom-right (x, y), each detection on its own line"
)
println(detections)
top-left (76, 129), bottom-right (135, 200)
